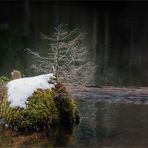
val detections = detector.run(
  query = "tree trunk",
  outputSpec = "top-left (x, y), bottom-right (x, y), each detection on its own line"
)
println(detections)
top-left (104, 12), bottom-right (109, 85)
top-left (129, 24), bottom-right (134, 83)
top-left (92, 9), bottom-right (98, 63)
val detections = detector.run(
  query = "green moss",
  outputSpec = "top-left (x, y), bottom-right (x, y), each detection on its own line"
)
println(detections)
top-left (0, 76), bottom-right (9, 85)
top-left (53, 84), bottom-right (77, 126)
top-left (0, 84), bottom-right (79, 131)
top-left (1, 89), bottom-right (59, 131)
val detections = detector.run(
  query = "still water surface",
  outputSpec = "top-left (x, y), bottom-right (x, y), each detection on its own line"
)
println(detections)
top-left (1, 98), bottom-right (148, 147)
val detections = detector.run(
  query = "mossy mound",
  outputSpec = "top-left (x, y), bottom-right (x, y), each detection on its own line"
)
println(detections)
top-left (53, 84), bottom-right (79, 127)
top-left (0, 84), bottom-right (79, 131)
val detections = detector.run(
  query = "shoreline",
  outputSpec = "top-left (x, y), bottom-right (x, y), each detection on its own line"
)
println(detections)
top-left (66, 85), bottom-right (148, 105)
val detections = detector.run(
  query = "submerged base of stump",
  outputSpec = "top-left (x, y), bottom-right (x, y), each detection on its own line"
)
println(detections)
top-left (0, 83), bottom-right (79, 132)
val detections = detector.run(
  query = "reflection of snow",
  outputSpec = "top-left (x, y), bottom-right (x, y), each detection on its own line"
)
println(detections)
top-left (7, 74), bottom-right (55, 108)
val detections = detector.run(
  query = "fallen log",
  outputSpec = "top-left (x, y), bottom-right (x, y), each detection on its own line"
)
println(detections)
top-left (66, 84), bottom-right (148, 105)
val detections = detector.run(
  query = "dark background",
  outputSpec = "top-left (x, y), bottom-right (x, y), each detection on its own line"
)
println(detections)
top-left (1, 0), bottom-right (148, 86)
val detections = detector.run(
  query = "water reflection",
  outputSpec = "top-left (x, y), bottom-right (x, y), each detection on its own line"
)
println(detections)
top-left (0, 127), bottom-right (76, 148)
top-left (76, 99), bottom-right (148, 147)
top-left (1, 99), bottom-right (148, 147)
top-left (95, 102), bottom-right (148, 147)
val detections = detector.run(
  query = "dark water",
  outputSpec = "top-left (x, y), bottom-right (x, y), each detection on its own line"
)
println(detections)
top-left (1, 98), bottom-right (148, 147)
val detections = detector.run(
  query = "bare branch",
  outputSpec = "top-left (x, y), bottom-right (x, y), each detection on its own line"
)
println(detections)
top-left (27, 25), bottom-right (96, 85)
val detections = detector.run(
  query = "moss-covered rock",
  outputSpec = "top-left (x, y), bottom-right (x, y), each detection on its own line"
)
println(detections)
top-left (0, 84), bottom-right (79, 131)
top-left (1, 89), bottom-right (58, 131)
top-left (53, 84), bottom-right (77, 127)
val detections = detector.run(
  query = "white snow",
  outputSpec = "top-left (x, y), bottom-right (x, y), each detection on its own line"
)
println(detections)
top-left (7, 73), bottom-right (55, 108)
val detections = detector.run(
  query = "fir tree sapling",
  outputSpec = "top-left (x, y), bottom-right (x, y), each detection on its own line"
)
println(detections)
top-left (27, 25), bottom-right (96, 85)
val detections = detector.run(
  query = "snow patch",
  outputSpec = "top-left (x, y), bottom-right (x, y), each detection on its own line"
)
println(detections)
top-left (7, 73), bottom-right (55, 108)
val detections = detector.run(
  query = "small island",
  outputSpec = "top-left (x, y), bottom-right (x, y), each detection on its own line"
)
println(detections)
top-left (0, 73), bottom-right (79, 131)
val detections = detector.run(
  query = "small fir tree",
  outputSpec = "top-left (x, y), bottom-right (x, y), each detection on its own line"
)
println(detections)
top-left (27, 25), bottom-right (96, 85)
